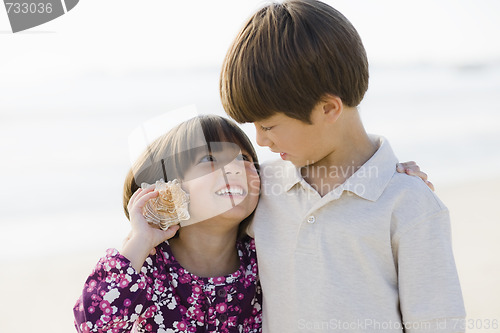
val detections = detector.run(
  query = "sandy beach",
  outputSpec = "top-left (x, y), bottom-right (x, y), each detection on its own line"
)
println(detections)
top-left (437, 178), bottom-right (500, 330)
top-left (1, 177), bottom-right (498, 333)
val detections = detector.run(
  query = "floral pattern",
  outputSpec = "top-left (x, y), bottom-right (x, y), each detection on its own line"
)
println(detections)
top-left (74, 237), bottom-right (261, 332)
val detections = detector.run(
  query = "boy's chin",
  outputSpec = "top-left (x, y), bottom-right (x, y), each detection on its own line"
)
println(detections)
top-left (288, 159), bottom-right (308, 168)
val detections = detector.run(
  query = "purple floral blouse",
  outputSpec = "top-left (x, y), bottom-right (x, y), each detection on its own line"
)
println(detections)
top-left (73, 236), bottom-right (262, 333)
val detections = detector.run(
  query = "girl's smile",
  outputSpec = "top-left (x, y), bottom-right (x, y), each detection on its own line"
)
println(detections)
top-left (215, 185), bottom-right (246, 197)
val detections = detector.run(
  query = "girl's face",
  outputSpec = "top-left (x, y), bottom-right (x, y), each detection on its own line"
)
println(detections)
top-left (180, 142), bottom-right (260, 228)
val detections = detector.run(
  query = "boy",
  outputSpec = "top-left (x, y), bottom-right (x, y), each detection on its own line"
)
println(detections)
top-left (220, 0), bottom-right (465, 332)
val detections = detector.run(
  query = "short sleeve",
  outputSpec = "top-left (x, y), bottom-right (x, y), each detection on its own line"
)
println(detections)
top-left (394, 210), bottom-right (466, 332)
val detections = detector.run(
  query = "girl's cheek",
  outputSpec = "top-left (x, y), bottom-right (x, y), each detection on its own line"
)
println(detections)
top-left (180, 181), bottom-right (190, 194)
top-left (248, 175), bottom-right (261, 193)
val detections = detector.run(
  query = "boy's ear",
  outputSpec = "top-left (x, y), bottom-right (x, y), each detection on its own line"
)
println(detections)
top-left (321, 94), bottom-right (343, 123)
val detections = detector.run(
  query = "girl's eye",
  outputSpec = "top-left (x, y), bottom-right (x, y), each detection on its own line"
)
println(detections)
top-left (236, 153), bottom-right (251, 162)
top-left (260, 125), bottom-right (273, 131)
top-left (199, 154), bottom-right (217, 163)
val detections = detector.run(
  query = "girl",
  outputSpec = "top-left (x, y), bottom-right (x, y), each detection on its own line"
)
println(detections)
top-left (74, 115), bottom-right (262, 332)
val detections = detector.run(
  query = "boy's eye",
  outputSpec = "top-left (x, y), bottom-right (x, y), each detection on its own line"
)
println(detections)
top-left (199, 154), bottom-right (217, 163)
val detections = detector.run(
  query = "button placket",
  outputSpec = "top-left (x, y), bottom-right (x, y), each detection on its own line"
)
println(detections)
top-left (295, 212), bottom-right (321, 254)
top-left (214, 287), bottom-right (229, 325)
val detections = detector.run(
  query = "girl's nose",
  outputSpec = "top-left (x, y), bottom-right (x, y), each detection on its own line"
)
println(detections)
top-left (224, 159), bottom-right (244, 175)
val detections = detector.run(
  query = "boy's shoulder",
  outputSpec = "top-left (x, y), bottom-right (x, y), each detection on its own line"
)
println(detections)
top-left (389, 170), bottom-right (438, 195)
top-left (354, 135), bottom-right (446, 213)
top-left (387, 171), bottom-right (447, 214)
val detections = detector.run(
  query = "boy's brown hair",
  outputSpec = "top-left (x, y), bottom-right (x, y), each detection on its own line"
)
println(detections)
top-left (220, 0), bottom-right (369, 124)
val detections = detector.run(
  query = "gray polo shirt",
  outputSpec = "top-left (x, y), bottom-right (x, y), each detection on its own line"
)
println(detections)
top-left (250, 135), bottom-right (465, 332)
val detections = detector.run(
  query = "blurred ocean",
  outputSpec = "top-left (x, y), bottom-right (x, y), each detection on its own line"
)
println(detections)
top-left (1, 63), bottom-right (500, 259)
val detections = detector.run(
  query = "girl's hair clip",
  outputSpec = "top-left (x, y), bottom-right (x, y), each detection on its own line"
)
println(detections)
top-left (142, 179), bottom-right (190, 230)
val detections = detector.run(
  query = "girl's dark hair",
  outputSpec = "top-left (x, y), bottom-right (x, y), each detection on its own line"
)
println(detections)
top-left (123, 114), bottom-right (260, 237)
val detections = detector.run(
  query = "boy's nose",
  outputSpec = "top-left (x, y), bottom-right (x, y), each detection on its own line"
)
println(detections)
top-left (254, 124), bottom-right (271, 147)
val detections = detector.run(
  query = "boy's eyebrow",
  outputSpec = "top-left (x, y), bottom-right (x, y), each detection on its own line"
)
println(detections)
top-left (255, 116), bottom-right (276, 125)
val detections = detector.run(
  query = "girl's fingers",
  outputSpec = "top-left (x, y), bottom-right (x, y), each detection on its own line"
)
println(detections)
top-left (405, 165), bottom-right (421, 173)
top-left (128, 186), bottom-right (156, 212)
top-left (396, 161), bottom-right (417, 172)
top-left (400, 161), bottom-right (417, 167)
top-left (128, 188), bottom-right (143, 208)
top-left (397, 162), bottom-right (434, 191)
top-left (135, 185), bottom-right (155, 199)
top-left (406, 169), bottom-right (427, 180)
top-left (161, 225), bottom-right (180, 241)
top-left (132, 189), bottom-right (159, 211)
top-left (425, 180), bottom-right (435, 191)
top-left (398, 162), bottom-right (422, 176)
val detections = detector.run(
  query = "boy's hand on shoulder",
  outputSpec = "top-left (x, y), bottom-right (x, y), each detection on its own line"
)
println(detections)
top-left (397, 161), bottom-right (435, 191)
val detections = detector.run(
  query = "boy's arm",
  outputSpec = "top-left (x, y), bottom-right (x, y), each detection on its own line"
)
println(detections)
top-left (393, 209), bottom-right (466, 332)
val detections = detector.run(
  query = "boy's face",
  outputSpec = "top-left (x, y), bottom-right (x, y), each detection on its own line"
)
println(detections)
top-left (254, 105), bottom-right (334, 168)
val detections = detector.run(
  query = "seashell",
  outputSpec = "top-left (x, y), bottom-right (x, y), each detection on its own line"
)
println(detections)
top-left (142, 179), bottom-right (190, 230)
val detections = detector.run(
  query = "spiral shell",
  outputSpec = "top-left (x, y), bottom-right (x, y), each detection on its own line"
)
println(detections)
top-left (142, 179), bottom-right (190, 230)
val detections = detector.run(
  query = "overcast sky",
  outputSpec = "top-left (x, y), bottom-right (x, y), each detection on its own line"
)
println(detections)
top-left (1, 0), bottom-right (500, 83)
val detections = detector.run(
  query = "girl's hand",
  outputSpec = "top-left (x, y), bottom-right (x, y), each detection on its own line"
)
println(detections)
top-left (397, 161), bottom-right (435, 191)
top-left (121, 186), bottom-right (179, 271)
